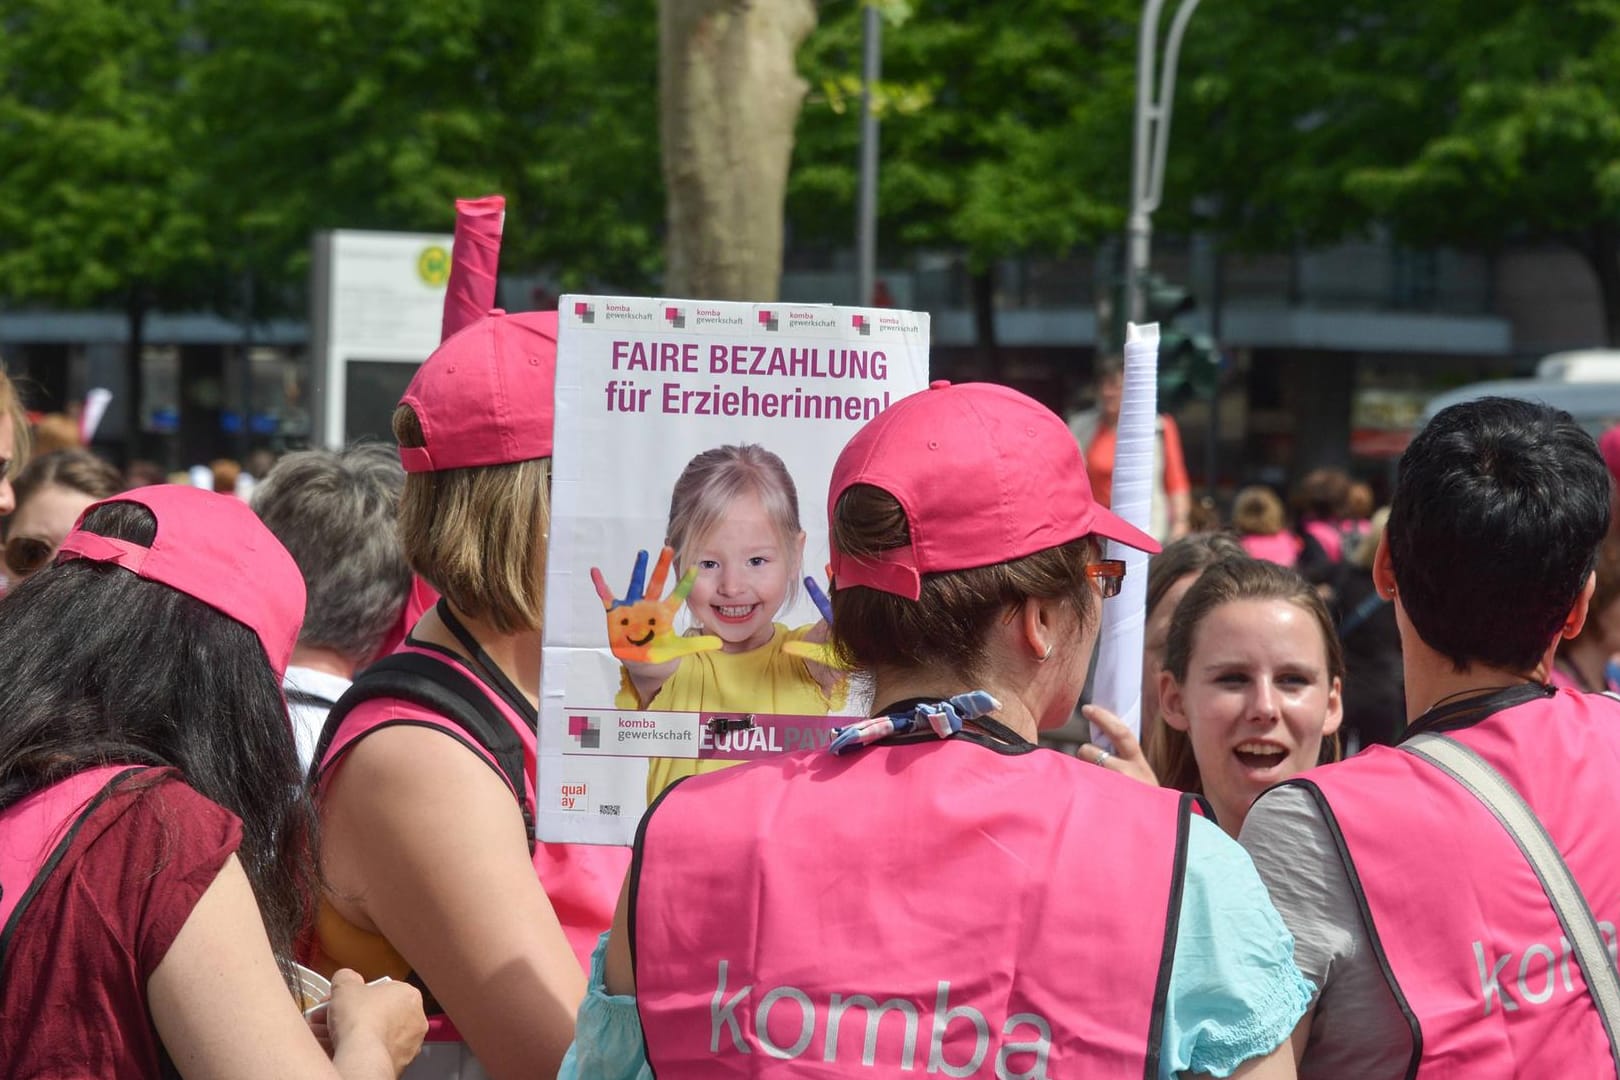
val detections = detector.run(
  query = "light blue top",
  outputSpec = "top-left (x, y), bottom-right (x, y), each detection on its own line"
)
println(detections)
top-left (560, 814), bottom-right (1311, 1079)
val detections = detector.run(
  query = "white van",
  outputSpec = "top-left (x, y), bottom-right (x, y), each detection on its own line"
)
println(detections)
top-left (1418, 351), bottom-right (1620, 439)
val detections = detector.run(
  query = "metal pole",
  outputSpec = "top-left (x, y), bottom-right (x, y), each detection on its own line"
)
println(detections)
top-left (1127, 0), bottom-right (1164, 325)
top-left (1126, 0), bottom-right (1203, 324)
top-left (856, 2), bottom-right (882, 306)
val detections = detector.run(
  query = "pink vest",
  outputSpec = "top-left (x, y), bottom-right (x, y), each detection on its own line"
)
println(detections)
top-left (633, 735), bottom-right (1193, 1078)
top-left (1240, 532), bottom-right (1301, 567)
top-left (315, 643), bottom-right (628, 1042)
top-left (1, 766), bottom-right (144, 954)
top-left (1297, 687), bottom-right (1620, 1076)
top-left (1303, 519), bottom-right (1344, 562)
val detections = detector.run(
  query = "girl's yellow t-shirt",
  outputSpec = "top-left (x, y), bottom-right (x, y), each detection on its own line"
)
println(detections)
top-left (616, 622), bottom-right (849, 799)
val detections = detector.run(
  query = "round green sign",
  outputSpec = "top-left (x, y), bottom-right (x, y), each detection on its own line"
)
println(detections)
top-left (418, 245), bottom-right (451, 287)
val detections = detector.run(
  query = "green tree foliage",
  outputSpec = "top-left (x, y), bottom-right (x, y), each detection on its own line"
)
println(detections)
top-left (791, 0), bottom-right (1138, 270)
top-left (0, 0), bottom-right (219, 450)
top-left (187, 0), bottom-right (662, 296)
top-left (0, 0), bottom-right (214, 308)
top-left (1176, 0), bottom-right (1620, 341)
top-left (0, 0), bottom-right (662, 325)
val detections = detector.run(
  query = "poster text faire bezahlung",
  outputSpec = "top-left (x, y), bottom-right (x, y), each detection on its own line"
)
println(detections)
top-left (602, 340), bottom-right (894, 421)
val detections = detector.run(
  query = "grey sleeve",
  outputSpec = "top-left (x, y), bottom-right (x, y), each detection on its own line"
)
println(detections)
top-left (1239, 785), bottom-right (1414, 1080)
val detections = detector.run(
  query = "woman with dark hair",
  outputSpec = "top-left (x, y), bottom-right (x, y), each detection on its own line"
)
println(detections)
top-left (563, 384), bottom-right (1308, 1079)
top-left (3, 448), bottom-right (121, 586)
top-left (0, 486), bottom-right (425, 1078)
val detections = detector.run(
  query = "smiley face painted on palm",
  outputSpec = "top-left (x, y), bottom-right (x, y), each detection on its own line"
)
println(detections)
top-left (592, 547), bottom-right (722, 665)
top-left (607, 597), bottom-right (666, 653)
top-left (684, 491), bottom-right (804, 654)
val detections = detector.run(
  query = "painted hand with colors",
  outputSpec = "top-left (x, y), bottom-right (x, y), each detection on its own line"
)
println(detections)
top-left (592, 547), bottom-right (723, 664)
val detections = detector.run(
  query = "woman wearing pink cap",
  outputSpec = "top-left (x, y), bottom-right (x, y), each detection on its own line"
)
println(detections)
top-left (563, 383), bottom-right (1309, 1079)
top-left (309, 311), bottom-right (629, 1079)
top-left (0, 486), bottom-right (426, 1078)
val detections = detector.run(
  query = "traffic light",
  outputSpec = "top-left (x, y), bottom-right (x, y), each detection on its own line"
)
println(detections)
top-left (1140, 272), bottom-right (1221, 404)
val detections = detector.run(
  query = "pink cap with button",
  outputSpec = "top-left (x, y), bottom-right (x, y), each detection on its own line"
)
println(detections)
top-left (397, 309), bottom-right (557, 473)
top-left (827, 381), bottom-right (1160, 599)
top-left (55, 485), bottom-right (306, 678)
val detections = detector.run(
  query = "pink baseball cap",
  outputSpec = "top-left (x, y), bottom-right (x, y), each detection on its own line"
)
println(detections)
top-left (398, 309), bottom-right (557, 473)
top-left (55, 485), bottom-right (306, 678)
top-left (828, 381), bottom-right (1161, 599)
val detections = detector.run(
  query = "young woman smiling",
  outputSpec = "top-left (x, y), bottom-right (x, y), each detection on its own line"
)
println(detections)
top-left (1157, 558), bottom-right (1344, 837)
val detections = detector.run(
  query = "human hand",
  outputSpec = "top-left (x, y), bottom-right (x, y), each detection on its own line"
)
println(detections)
top-left (1077, 704), bottom-right (1159, 787)
top-left (325, 968), bottom-right (426, 1078)
top-left (591, 547), bottom-right (722, 664)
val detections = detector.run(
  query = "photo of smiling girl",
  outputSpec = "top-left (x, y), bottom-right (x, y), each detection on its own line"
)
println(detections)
top-left (599, 444), bottom-right (846, 795)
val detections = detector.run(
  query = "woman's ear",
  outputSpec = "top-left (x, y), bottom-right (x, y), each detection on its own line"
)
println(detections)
top-left (1158, 669), bottom-right (1190, 732)
top-left (1018, 596), bottom-right (1059, 662)
top-left (1323, 675), bottom-right (1344, 737)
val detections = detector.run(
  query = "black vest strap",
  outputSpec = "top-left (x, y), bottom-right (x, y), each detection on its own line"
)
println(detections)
top-left (310, 652), bottom-right (535, 847)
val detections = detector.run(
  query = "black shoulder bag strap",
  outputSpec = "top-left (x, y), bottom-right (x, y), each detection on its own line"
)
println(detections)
top-left (310, 651), bottom-right (534, 845)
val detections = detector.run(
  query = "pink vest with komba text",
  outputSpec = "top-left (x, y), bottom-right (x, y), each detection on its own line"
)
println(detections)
top-left (632, 734), bottom-right (1195, 1078)
top-left (1292, 686), bottom-right (1620, 1077)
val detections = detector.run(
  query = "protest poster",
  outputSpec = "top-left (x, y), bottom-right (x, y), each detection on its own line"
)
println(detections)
top-left (538, 295), bottom-right (930, 844)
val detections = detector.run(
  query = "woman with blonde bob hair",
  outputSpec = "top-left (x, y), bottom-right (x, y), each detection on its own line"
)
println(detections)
top-left (309, 312), bottom-right (628, 1080)
top-left (563, 383), bottom-right (1309, 1080)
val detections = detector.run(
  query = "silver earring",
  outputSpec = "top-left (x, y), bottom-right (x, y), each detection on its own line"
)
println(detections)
top-left (1039, 644), bottom-right (1054, 662)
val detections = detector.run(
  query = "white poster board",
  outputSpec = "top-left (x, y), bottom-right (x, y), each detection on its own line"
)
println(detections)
top-left (539, 296), bottom-right (930, 844)
top-left (308, 230), bottom-right (454, 448)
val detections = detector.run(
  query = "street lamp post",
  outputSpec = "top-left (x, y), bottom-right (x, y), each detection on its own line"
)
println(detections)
top-left (856, 2), bottom-right (882, 307)
top-left (1126, 0), bottom-right (1204, 323)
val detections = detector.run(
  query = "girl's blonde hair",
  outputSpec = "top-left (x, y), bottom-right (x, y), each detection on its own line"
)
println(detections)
top-left (665, 445), bottom-right (804, 581)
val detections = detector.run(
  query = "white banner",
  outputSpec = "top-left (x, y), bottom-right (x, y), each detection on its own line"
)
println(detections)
top-left (539, 296), bottom-right (930, 844)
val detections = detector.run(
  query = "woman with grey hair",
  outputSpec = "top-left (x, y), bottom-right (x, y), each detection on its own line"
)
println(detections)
top-left (251, 442), bottom-right (413, 768)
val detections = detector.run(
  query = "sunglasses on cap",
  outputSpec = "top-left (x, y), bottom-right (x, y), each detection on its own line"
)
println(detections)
top-left (4, 536), bottom-right (55, 580)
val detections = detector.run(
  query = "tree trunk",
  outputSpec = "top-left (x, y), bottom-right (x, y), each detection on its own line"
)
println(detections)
top-left (660, 0), bottom-right (817, 301)
top-left (1578, 223), bottom-right (1620, 347)
top-left (125, 292), bottom-right (147, 468)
